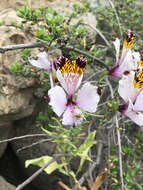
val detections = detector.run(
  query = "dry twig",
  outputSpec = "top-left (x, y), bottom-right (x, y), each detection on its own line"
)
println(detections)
top-left (80, 23), bottom-right (112, 49)
top-left (0, 42), bottom-right (109, 70)
top-left (16, 139), bottom-right (52, 153)
top-left (106, 76), bottom-right (124, 190)
top-left (0, 134), bottom-right (48, 144)
top-left (58, 181), bottom-right (71, 190)
top-left (108, 0), bottom-right (123, 38)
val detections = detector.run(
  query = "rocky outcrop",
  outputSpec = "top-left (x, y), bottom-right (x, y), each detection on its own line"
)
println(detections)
top-left (0, 9), bottom-right (36, 159)
top-left (0, 176), bottom-right (16, 190)
top-left (0, 123), bottom-right (11, 158)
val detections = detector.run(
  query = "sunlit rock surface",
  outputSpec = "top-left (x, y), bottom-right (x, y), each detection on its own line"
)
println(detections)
top-left (0, 176), bottom-right (16, 190)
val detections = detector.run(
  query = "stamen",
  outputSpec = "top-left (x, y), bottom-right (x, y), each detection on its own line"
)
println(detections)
top-left (134, 70), bottom-right (143, 88)
top-left (56, 56), bottom-right (69, 69)
top-left (76, 56), bottom-right (87, 68)
top-left (57, 56), bottom-right (86, 75)
top-left (139, 51), bottom-right (143, 66)
top-left (124, 29), bottom-right (135, 49)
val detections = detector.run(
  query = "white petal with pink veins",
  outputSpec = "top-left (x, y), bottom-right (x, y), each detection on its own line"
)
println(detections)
top-left (119, 50), bottom-right (138, 73)
top-left (76, 82), bottom-right (100, 112)
top-left (29, 51), bottom-right (51, 70)
top-left (132, 51), bottom-right (140, 69)
top-left (62, 105), bottom-right (83, 126)
top-left (48, 86), bottom-right (67, 117)
top-left (113, 38), bottom-right (120, 63)
top-left (56, 69), bottom-right (68, 93)
top-left (134, 90), bottom-right (143, 111)
top-left (75, 74), bottom-right (83, 91)
top-left (118, 71), bottom-right (139, 102)
top-left (124, 99), bottom-right (143, 126)
top-left (66, 73), bottom-right (83, 96)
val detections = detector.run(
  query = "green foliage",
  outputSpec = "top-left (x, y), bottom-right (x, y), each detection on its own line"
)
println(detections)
top-left (9, 48), bottom-right (33, 76)
top-left (17, 5), bottom-right (47, 22)
top-left (95, 0), bottom-right (143, 40)
top-left (9, 62), bottom-right (24, 75)
top-left (33, 118), bottom-right (96, 184)
top-left (16, 3), bottom-right (89, 55)
top-left (109, 133), bottom-right (143, 190)
top-left (17, 5), bottom-right (32, 20)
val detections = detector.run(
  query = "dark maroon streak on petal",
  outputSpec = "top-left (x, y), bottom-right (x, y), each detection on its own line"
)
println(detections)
top-left (126, 29), bottom-right (134, 43)
top-left (97, 88), bottom-right (101, 96)
top-left (76, 56), bottom-right (87, 68)
top-left (119, 103), bottom-right (129, 113)
top-left (109, 65), bottom-right (119, 76)
top-left (123, 71), bottom-right (130, 75)
top-left (56, 56), bottom-right (66, 68)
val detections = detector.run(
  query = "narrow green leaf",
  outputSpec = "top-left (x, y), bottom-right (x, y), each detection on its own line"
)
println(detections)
top-left (76, 130), bottom-right (96, 173)
top-left (25, 156), bottom-right (58, 174)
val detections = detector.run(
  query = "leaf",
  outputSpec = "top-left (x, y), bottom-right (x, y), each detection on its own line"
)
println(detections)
top-left (41, 127), bottom-right (57, 137)
top-left (91, 169), bottom-right (107, 190)
top-left (76, 130), bottom-right (96, 173)
top-left (25, 156), bottom-right (59, 174)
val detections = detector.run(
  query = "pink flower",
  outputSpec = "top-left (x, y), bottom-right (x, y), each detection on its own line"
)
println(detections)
top-left (29, 51), bottom-right (56, 87)
top-left (118, 71), bottom-right (139, 102)
top-left (119, 91), bottom-right (143, 126)
top-left (56, 56), bottom-right (86, 97)
top-left (118, 70), bottom-right (143, 126)
top-left (110, 30), bottom-right (140, 77)
top-left (29, 51), bottom-right (54, 71)
top-left (48, 56), bottom-right (100, 126)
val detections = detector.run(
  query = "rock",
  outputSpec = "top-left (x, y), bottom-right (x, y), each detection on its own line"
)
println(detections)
top-left (0, 72), bottom-right (35, 123)
top-left (0, 8), bottom-right (23, 25)
top-left (0, 123), bottom-right (11, 158)
top-left (0, 25), bottom-right (28, 68)
top-left (0, 176), bottom-right (16, 190)
top-left (0, 0), bottom-right (47, 11)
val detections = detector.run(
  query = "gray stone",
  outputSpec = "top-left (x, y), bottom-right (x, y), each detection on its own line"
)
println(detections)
top-left (0, 123), bottom-right (11, 158)
top-left (0, 176), bottom-right (16, 190)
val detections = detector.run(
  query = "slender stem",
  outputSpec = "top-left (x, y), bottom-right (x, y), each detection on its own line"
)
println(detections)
top-left (49, 72), bottom-right (54, 88)
top-left (0, 42), bottom-right (109, 70)
top-left (0, 42), bottom-right (45, 53)
top-left (80, 22), bottom-right (112, 49)
top-left (0, 134), bottom-right (48, 144)
top-left (115, 115), bottom-right (124, 190)
top-left (108, 0), bottom-right (123, 38)
top-left (17, 139), bottom-right (52, 153)
top-left (58, 181), bottom-right (71, 190)
top-left (106, 76), bottom-right (124, 190)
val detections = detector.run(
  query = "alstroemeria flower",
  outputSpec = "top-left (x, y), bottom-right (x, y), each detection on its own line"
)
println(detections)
top-left (118, 70), bottom-right (143, 126)
top-left (118, 71), bottom-right (139, 103)
top-left (119, 91), bottom-right (143, 126)
top-left (48, 56), bottom-right (100, 126)
top-left (110, 30), bottom-right (140, 77)
top-left (29, 51), bottom-right (56, 87)
top-left (55, 56), bottom-right (86, 97)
